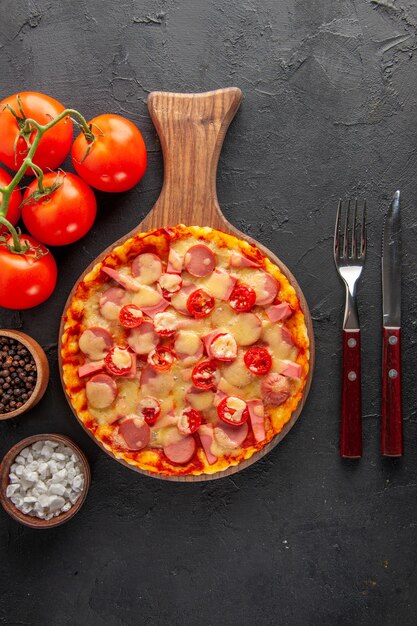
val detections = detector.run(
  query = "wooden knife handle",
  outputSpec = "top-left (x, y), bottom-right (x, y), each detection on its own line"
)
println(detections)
top-left (381, 327), bottom-right (403, 456)
top-left (340, 330), bottom-right (362, 458)
top-left (145, 88), bottom-right (242, 230)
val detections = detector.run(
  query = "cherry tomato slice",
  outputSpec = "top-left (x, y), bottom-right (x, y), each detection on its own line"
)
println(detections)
top-left (217, 396), bottom-right (249, 426)
top-left (186, 289), bottom-right (215, 318)
top-left (138, 396), bottom-right (161, 425)
top-left (119, 304), bottom-right (144, 328)
top-left (147, 346), bottom-right (176, 371)
top-left (243, 347), bottom-right (272, 376)
top-left (228, 283), bottom-right (257, 312)
top-left (105, 346), bottom-right (133, 376)
top-left (191, 361), bottom-right (218, 390)
top-left (177, 407), bottom-right (203, 435)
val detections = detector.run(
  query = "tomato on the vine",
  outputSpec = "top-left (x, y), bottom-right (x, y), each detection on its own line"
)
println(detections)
top-left (0, 167), bottom-right (22, 233)
top-left (71, 114), bottom-right (147, 192)
top-left (0, 92), bottom-right (73, 173)
top-left (22, 172), bottom-right (96, 246)
top-left (0, 235), bottom-right (57, 309)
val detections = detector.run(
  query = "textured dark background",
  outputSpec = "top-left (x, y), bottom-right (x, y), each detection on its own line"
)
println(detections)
top-left (1, 1), bottom-right (417, 624)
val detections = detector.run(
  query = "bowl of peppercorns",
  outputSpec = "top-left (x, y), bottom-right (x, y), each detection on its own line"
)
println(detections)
top-left (0, 330), bottom-right (49, 420)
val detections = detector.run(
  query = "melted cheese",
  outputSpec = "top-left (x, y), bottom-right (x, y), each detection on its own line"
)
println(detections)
top-left (221, 352), bottom-right (254, 388)
top-left (111, 348), bottom-right (131, 369)
top-left (226, 313), bottom-right (262, 346)
top-left (210, 333), bottom-right (237, 360)
top-left (134, 253), bottom-right (162, 284)
top-left (79, 330), bottom-right (109, 361)
top-left (132, 286), bottom-right (162, 308)
top-left (159, 273), bottom-right (182, 292)
top-left (175, 330), bottom-right (201, 355)
top-left (187, 390), bottom-right (214, 411)
top-left (86, 380), bottom-right (115, 409)
top-left (154, 311), bottom-right (178, 333)
top-left (127, 327), bottom-right (158, 354)
top-left (200, 269), bottom-right (235, 300)
top-left (100, 300), bottom-right (121, 321)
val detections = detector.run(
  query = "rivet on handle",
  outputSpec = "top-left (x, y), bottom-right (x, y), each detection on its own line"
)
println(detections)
top-left (348, 371), bottom-right (357, 381)
top-left (389, 335), bottom-right (398, 345)
top-left (347, 338), bottom-right (357, 348)
top-left (389, 369), bottom-right (398, 379)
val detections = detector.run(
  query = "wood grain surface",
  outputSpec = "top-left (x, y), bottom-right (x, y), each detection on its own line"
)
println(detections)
top-left (59, 88), bottom-right (315, 482)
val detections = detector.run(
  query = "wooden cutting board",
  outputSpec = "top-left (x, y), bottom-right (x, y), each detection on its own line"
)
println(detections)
top-left (59, 87), bottom-right (315, 481)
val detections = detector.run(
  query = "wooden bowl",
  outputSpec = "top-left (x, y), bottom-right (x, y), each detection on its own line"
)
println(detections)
top-left (0, 329), bottom-right (50, 420)
top-left (0, 433), bottom-right (91, 528)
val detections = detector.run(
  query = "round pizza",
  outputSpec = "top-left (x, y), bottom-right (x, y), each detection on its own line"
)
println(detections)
top-left (61, 225), bottom-right (310, 477)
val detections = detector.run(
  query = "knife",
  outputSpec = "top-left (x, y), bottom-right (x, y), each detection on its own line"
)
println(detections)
top-left (381, 190), bottom-right (402, 456)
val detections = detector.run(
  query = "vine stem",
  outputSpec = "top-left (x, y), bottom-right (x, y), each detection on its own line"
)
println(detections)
top-left (0, 107), bottom-right (91, 224)
top-left (0, 216), bottom-right (24, 251)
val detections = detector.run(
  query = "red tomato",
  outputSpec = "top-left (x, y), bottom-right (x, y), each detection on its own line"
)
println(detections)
top-left (119, 304), bottom-right (144, 328)
top-left (229, 283), bottom-right (256, 312)
top-left (217, 396), bottom-right (249, 426)
top-left (22, 172), bottom-right (96, 246)
top-left (0, 234), bottom-right (57, 309)
top-left (186, 289), bottom-right (215, 318)
top-left (71, 114), bottom-right (147, 192)
top-left (177, 408), bottom-right (202, 435)
top-left (0, 167), bottom-right (22, 233)
top-left (191, 361), bottom-right (218, 390)
top-left (243, 347), bottom-right (272, 376)
top-left (0, 92), bottom-right (72, 173)
top-left (147, 346), bottom-right (176, 371)
top-left (105, 347), bottom-right (133, 376)
top-left (137, 396), bottom-right (161, 425)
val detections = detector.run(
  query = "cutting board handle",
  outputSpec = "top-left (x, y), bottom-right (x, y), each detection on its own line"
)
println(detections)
top-left (145, 87), bottom-right (242, 230)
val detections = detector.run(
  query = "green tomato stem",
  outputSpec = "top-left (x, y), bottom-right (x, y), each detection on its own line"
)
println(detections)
top-left (0, 216), bottom-right (24, 251)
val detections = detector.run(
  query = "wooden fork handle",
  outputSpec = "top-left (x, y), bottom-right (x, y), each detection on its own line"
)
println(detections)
top-left (381, 327), bottom-right (403, 457)
top-left (340, 329), bottom-right (362, 458)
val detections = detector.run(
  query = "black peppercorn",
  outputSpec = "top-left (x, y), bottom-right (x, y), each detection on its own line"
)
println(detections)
top-left (0, 336), bottom-right (37, 414)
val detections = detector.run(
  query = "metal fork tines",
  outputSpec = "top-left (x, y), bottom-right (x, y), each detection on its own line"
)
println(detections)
top-left (333, 199), bottom-right (367, 459)
top-left (334, 199), bottom-right (367, 330)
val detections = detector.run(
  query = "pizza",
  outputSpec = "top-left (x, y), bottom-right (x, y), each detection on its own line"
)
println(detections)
top-left (61, 225), bottom-right (310, 477)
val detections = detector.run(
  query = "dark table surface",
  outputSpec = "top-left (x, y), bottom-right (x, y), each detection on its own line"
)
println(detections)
top-left (1, 1), bottom-right (417, 624)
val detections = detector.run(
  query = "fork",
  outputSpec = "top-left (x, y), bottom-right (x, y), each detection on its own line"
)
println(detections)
top-left (333, 199), bottom-right (367, 458)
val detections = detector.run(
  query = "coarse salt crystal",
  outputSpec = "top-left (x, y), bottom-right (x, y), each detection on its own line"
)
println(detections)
top-left (72, 476), bottom-right (84, 492)
top-left (6, 484), bottom-right (20, 497)
top-left (49, 496), bottom-right (65, 513)
top-left (49, 483), bottom-right (66, 497)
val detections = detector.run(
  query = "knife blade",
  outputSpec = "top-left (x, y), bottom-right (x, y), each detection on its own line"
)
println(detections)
top-left (381, 190), bottom-right (402, 456)
top-left (382, 190), bottom-right (401, 327)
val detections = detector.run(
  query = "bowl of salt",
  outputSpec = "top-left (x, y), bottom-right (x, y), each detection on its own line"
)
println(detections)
top-left (0, 433), bottom-right (90, 528)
